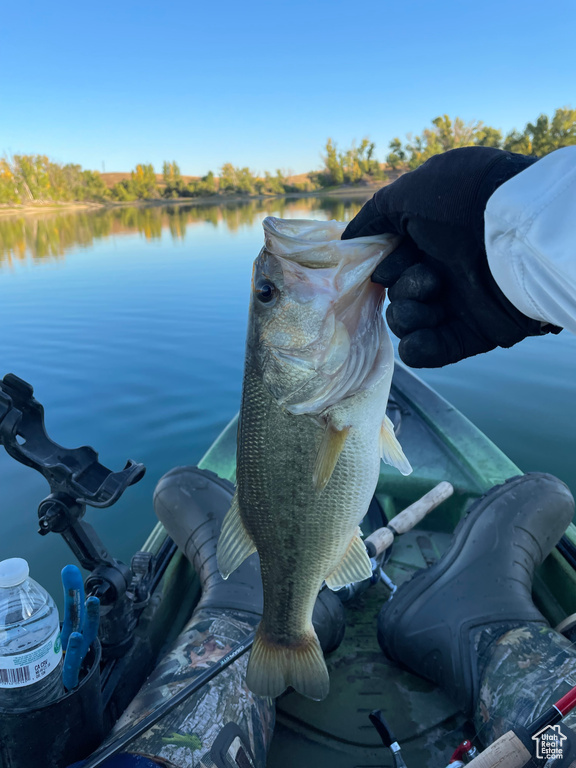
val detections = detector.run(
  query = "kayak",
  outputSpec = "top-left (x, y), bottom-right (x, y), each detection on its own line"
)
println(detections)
top-left (4, 364), bottom-right (575, 768)
top-left (82, 361), bottom-right (574, 768)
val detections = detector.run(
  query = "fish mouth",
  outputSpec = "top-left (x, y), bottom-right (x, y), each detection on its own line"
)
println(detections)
top-left (262, 217), bottom-right (400, 269)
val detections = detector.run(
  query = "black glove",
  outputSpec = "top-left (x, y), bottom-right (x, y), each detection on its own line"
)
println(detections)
top-left (342, 147), bottom-right (561, 368)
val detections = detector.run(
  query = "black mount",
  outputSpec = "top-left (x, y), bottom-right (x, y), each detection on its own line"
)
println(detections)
top-left (0, 373), bottom-right (149, 656)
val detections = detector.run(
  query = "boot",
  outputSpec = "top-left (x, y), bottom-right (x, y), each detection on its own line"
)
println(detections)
top-left (378, 473), bottom-right (575, 719)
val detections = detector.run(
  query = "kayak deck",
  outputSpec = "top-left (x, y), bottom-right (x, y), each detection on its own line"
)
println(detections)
top-left (271, 533), bottom-right (463, 768)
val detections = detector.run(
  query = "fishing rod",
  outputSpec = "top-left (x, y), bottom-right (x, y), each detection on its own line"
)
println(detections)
top-left (81, 632), bottom-right (255, 768)
top-left (334, 481), bottom-right (455, 602)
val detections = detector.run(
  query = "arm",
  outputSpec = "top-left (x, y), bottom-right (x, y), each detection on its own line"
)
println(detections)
top-left (342, 147), bottom-right (565, 368)
top-left (485, 146), bottom-right (576, 335)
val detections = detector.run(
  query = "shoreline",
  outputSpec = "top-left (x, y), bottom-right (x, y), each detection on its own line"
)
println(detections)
top-left (0, 183), bottom-right (383, 218)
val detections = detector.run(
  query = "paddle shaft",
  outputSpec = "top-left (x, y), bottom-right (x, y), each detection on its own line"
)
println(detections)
top-left (81, 633), bottom-right (254, 768)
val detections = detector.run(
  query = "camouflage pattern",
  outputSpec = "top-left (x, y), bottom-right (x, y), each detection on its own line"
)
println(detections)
top-left (474, 625), bottom-right (576, 747)
top-left (110, 607), bottom-right (275, 768)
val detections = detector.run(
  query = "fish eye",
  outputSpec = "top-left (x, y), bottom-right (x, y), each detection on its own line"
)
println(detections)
top-left (256, 280), bottom-right (277, 304)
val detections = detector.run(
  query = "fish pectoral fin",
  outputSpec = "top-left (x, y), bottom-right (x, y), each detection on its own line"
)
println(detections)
top-left (313, 423), bottom-right (350, 492)
top-left (325, 530), bottom-right (373, 589)
top-left (380, 414), bottom-right (413, 476)
top-left (216, 491), bottom-right (257, 579)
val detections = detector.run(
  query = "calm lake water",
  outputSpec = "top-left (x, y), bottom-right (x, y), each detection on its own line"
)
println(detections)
top-left (1, 197), bottom-right (575, 602)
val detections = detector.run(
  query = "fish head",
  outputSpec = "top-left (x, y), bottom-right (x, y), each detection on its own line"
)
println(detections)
top-left (248, 217), bottom-right (400, 416)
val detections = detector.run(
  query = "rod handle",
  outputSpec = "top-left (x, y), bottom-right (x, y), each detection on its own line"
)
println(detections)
top-left (465, 731), bottom-right (530, 768)
top-left (366, 481), bottom-right (454, 557)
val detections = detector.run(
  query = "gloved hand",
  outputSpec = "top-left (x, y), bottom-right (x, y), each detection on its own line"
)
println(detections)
top-left (342, 147), bottom-right (561, 368)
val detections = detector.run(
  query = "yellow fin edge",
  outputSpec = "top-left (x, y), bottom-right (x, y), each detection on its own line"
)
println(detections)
top-left (216, 491), bottom-right (256, 579)
top-left (325, 530), bottom-right (373, 589)
top-left (380, 414), bottom-right (412, 476)
top-left (313, 423), bottom-right (350, 492)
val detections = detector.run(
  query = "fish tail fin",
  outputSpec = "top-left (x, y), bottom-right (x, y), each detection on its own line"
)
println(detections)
top-left (246, 625), bottom-right (329, 701)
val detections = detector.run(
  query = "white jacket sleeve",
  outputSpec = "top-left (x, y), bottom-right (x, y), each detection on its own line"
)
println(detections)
top-left (485, 146), bottom-right (576, 334)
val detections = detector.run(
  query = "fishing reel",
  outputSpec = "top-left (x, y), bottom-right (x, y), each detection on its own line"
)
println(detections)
top-left (0, 373), bottom-right (151, 657)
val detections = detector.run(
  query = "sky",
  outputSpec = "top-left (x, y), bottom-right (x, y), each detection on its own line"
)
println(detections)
top-left (1, 0), bottom-right (575, 176)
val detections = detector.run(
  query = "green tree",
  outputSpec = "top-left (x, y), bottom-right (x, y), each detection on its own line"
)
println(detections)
top-left (235, 167), bottom-right (256, 194)
top-left (202, 170), bottom-right (216, 194)
top-left (526, 114), bottom-right (554, 156)
top-left (77, 170), bottom-right (110, 201)
top-left (386, 138), bottom-right (407, 170)
top-left (12, 155), bottom-right (52, 201)
top-left (503, 129), bottom-right (533, 154)
top-left (504, 108), bottom-right (576, 156)
top-left (390, 116), bottom-right (504, 170)
top-left (474, 125), bottom-right (503, 148)
top-left (219, 163), bottom-right (237, 193)
top-left (162, 161), bottom-right (182, 187)
top-left (112, 164), bottom-right (158, 201)
top-left (0, 159), bottom-right (19, 204)
top-left (111, 179), bottom-right (138, 201)
top-left (549, 107), bottom-right (576, 148)
top-left (322, 139), bottom-right (344, 185)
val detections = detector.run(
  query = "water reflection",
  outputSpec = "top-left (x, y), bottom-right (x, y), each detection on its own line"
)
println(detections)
top-left (0, 196), bottom-right (369, 264)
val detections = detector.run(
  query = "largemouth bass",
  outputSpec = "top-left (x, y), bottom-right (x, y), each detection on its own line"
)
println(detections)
top-left (217, 217), bottom-right (411, 701)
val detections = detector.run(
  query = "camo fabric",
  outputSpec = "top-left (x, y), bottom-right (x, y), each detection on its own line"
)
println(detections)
top-left (110, 608), bottom-right (275, 768)
top-left (474, 625), bottom-right (576, 746)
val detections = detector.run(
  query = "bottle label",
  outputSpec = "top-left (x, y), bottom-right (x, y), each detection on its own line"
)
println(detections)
top-left (0, 627), bottom-right (62, 688)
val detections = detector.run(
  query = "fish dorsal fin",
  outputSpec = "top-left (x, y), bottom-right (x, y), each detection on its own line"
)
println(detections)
top-left (325, 529), bottom-right (373, 589)
top-left (380, 414), bottom-right (413, 476)
top-left (313, 423), bottom-right (350, 492)
top-left (217, 491), bottom-right (256, 579)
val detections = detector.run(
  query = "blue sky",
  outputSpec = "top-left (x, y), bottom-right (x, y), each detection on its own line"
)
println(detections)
top-left (1, 0), bottom-right (574, 176)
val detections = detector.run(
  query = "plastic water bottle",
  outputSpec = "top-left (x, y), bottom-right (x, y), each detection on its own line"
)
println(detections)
top-left (0, 558), bottom-right (64, 709)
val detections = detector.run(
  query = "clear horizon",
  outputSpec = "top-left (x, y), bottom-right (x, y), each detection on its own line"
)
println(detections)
top-left (1, 0), bottom-right (575, 176)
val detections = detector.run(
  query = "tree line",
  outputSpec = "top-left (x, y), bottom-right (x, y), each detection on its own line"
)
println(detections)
top-left (385, 107), bottom-right (576, 171)
top-left (1, 107), bottom-right (574, 205)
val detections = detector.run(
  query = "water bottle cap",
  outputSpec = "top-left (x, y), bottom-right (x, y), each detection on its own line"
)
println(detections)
top-left (0, 558), bottom-right (30, 587)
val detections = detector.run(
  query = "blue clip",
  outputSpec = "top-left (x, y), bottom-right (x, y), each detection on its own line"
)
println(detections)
top-left (61, 564), bottom-right (85, 651)
top-left (60, 565), bottom-right (101, 691)
top-left (80, 596), bottom-right (100, 660)
top-left (62, 632), bottom-right (83, 691)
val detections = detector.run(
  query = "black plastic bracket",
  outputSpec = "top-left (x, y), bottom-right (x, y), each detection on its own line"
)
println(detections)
top-left (0, 373), bottom-right (145, 507)
top-left (0, 373), bottom-right (147, 655)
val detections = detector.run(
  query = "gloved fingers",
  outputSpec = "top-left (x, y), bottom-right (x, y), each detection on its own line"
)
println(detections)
top-left (385, 299), bottom-right (446, 338)
top-left (371, 239), bottom-right (422, 286)
top-left (397, 321), bottom-right (495, 368)
top-left (387, 263), bottom-right (443, 302)
top-left (341, 195), bottom-right (398, 239)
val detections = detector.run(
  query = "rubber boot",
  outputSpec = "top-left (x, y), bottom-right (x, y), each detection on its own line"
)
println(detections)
top-left (378, 473), bottom-right (575, 718)
top-left (111, 466), bottom-right (275, 767)
top-left (475, 624), bottom-right (576, 751)
top-left (153, 465), bottom-right (264, 616)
